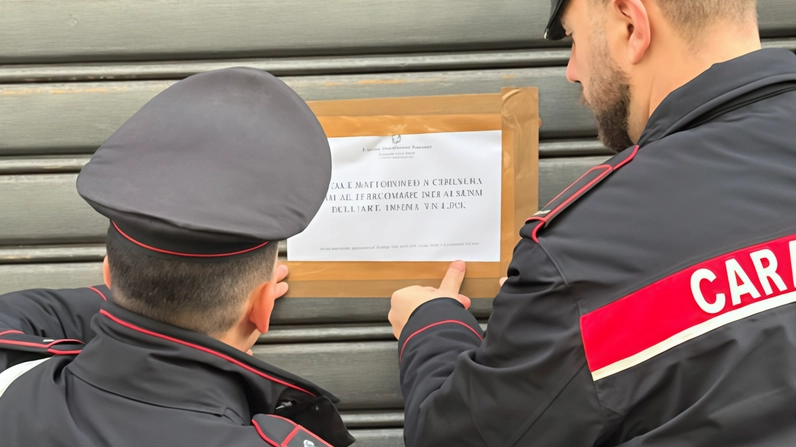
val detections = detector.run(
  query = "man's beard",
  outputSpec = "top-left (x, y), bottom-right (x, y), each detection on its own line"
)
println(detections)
top-left (581, 52), bottom-right (635, 153)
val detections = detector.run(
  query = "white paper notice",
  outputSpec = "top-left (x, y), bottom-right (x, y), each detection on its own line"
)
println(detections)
top-left (287, 130), bottom-right (502, 262)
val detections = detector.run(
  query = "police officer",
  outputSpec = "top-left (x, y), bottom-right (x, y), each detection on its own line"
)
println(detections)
top-left (0, 68), bottom-right (354, 446)
top-left (389, 0), bottom-right (796, 445)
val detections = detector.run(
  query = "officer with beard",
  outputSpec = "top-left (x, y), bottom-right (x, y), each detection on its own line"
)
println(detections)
top-left (389, 0), bottom-right (796, 445)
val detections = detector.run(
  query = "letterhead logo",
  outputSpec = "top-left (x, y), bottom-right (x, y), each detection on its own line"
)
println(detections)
top-left (392, 135), bottom-right (401, 144)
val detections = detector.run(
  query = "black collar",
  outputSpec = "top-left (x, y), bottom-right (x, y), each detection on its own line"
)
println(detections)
top-left (67, 302), bottom-right (338, 423)
top-left (639, 48), bottom-right (796, 146)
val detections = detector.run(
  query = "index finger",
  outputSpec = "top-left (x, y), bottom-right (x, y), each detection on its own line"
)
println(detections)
top-left (273, 263), bottom-right (289, 283)
top-left (439, 260), bottom-right (466, 295)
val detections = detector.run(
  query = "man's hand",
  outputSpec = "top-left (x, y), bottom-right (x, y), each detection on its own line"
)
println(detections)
top-left (388, 261), bottom-right (471, 339)
top-left (272, 264), bottom-right (290, 299)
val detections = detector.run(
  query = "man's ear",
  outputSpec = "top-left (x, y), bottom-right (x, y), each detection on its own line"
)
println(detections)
top-left (248, 280), bottom-right (279, 335)
top-left (103, 256), bottom-right (112, 289)
top-left (248, 259), bottom-right (289, 335)
top-left (611, 0), bottom-right (652, 65)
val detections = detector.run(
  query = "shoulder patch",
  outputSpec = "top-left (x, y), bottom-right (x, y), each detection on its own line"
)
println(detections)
top-left (528, 145), bottom-right (639, 242)
top-left (252, 414), bottom-right (333, 447)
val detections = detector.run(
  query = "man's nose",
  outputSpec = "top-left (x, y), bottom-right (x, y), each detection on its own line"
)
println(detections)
top-left (566, 53), bottom-right (579, 84)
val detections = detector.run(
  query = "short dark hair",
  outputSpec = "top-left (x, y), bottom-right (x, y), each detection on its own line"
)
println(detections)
top-left (106, 232), bottom-right (280, 337)
top-left (655, 0), bottom-right (758, 42)
top-left (592, 0), bottom-right (758, 43)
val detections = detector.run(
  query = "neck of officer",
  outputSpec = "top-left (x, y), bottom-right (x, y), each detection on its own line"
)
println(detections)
top-left (631, 18), bottom-right (762, 141)
top-left (218, 319), bottom-right (260, 354)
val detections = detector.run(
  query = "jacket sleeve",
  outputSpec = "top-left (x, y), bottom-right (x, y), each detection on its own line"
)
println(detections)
top-left (0, 286), bottom-right (110, 370)
top-left (398, 229), bottom-right (606, 446)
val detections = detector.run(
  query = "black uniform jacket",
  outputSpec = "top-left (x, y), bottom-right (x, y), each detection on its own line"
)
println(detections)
top-left (0, 286), bottom-right (355, 447)
top-left (399, 48), bottom-right (796, 446)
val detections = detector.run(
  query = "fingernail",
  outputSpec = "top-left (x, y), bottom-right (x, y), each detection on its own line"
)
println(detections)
top-left (451, 260), bottom-right (466, 271)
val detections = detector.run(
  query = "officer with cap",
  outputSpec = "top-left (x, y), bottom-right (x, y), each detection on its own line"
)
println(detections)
top-left (0, 68), bottom-right (354, 447)
top-left (389, 0), bottom-right (796, 445)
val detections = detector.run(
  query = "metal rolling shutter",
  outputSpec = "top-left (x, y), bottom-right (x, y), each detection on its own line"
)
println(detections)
top-left (1, 1), bottom-right (794, 444)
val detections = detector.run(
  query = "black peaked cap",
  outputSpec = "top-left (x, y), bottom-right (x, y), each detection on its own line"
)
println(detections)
top-left (77, 67), bottom-right (331, 260)
top-left (545, 0), bottom-right (568, 41)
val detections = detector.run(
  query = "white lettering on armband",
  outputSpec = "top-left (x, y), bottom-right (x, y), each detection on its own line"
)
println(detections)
top-left (690, 246), bottom-right (796, 314)
top-left (691, 268), bottom-right (725, 314)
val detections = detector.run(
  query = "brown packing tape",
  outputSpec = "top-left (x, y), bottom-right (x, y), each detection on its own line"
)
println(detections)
top-left (286, 262), bottom-right (502, 282)
top-left (308, 93), bottom-right (503, 117)
top-left (319, 114), bottom-right (500, 138)
top-left (284, 90), bottom-right (540, 298)
top-left (287, 278), bottom-right (503, 299)
top-left (500, 107), bottom-right (517, 276)
top-left (503, 87), bottom-right (540, 274)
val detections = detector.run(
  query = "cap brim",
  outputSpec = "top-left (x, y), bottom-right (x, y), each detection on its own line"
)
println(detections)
top-left (544, 0), bottom-right (568, 41)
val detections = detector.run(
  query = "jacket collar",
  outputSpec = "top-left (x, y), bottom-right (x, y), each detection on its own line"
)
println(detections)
top-left (67, 302), bottom-right (338, 423)
top-left (639, 48), bottom-right (796, 146)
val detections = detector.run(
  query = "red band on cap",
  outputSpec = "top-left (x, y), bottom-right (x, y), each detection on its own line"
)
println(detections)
top-left (112, 221), bottom-right (269, 258)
